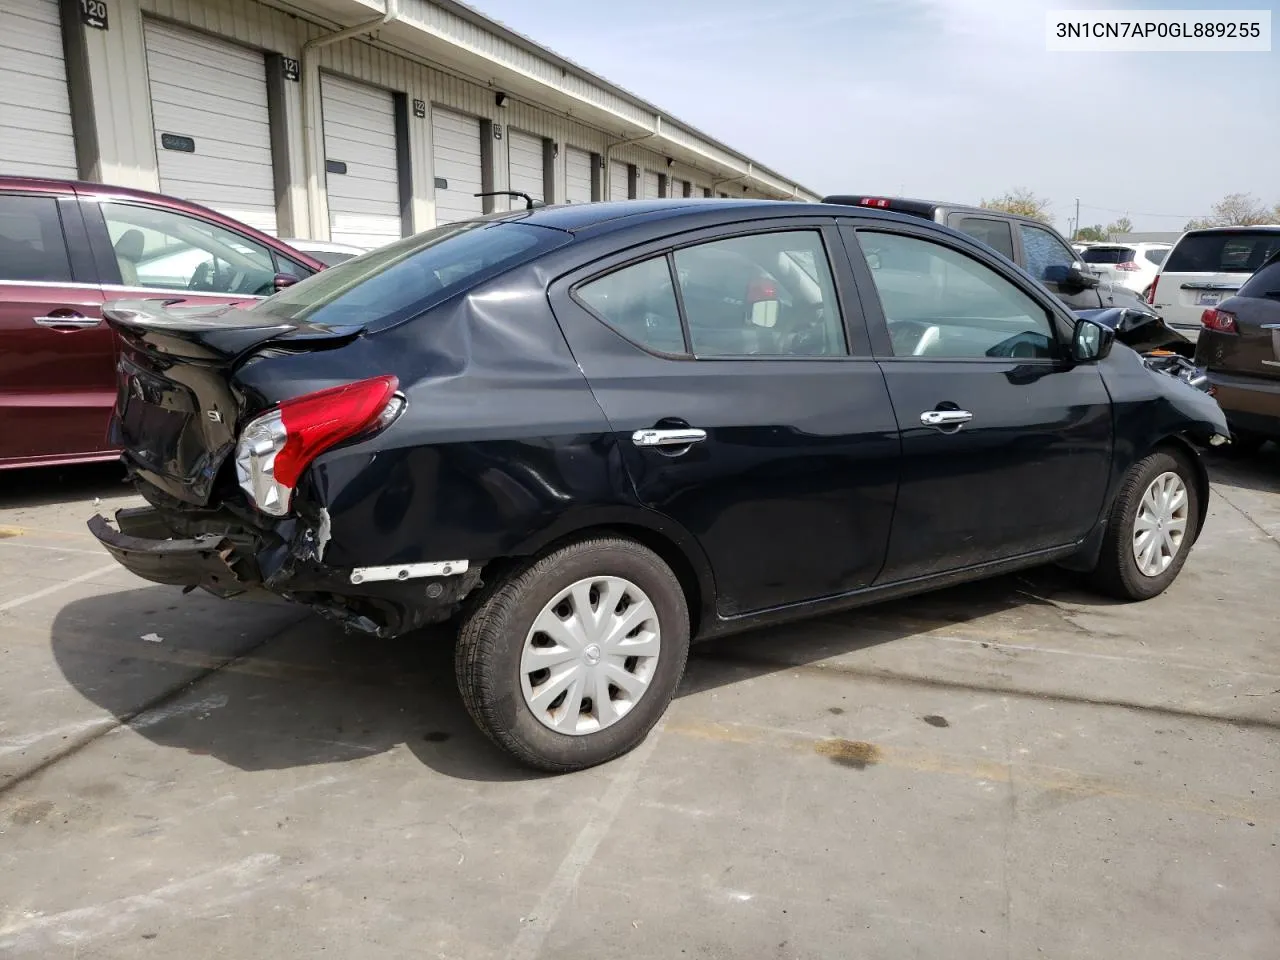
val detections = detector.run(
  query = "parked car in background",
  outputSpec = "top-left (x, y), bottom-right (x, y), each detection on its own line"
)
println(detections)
top-left (89, 199), bottom-right (1228, 772)
top-left (1080, 242), bottom-right (1171, 299)
top-left (1194, 247), bottom-right (1280, 452)
top-left (821, 195), bottom-right (1193, 355)
top-left (279, 237), bottom-right (370, 266)
top-left (0, 177), bottom-right (325, 471)
top-left (1150, 226), bottom-right (1280, 340)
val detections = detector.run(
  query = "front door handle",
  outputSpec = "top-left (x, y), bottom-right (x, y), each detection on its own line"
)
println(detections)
top-left (632, 428), bottom-right (707, 448)
top-left (920, 409), bottom-right (973, 427)
top-left (34, 314), bottom-right (100, 329)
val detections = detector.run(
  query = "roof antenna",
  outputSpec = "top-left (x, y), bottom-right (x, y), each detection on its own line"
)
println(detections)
top-left (474, 190), bottom-right (539, 211)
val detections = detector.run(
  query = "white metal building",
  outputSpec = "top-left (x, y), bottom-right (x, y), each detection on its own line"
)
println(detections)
top-left (0, 0), bottom-right (818, 245)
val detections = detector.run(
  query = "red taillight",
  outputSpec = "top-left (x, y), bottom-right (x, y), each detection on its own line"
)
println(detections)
top-left (1115, 261), bottom-right (1141, 271)
top-left (859, 197), bottom-right (891, 208)
top-left (747, 278), bottom-right (778, 303)
top-left (1147, 275), bottom-right (1159, 304)
top-left (1201, 308), bottom-right (1238, 334)
top-left (274, 376), bottom-right (400, 488)
top-left (235, 375), bottom-right (402, 516)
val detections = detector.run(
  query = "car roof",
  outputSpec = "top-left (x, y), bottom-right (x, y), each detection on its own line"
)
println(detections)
top-left (822, 193), bottom-right (1066, 230)
top-left (1178, 224), bottom-right (1280, 235)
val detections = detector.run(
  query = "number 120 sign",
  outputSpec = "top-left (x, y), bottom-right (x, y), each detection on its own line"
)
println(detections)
top-left (81, 0), bottom-right (109, 30)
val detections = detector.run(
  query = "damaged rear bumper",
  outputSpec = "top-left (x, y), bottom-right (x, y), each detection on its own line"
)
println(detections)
top-left (88, 506), bottom-right (480, 637)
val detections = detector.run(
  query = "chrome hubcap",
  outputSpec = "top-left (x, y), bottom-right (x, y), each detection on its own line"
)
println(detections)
top-left (1132, 471), bottom-right (1189, 577)
top-left (520, 576), bottom-right (661, 736)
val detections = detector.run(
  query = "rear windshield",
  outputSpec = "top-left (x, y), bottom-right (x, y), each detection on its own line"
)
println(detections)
top-left (1237, 254), bottom-right (1280, 300)
top-left (1163, 230), bottom-right (1280, 274)
top-left (1081, 246), bottom-right (1137, 265)
top-left (250, 219), bottom-right (565, 331)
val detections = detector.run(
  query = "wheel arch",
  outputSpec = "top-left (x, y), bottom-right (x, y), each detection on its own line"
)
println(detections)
top-left (500, 506), bottom-right (717, 639)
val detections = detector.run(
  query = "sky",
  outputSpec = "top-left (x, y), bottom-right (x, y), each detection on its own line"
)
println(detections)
top-left (469, 0), bottom-right (1278, 233)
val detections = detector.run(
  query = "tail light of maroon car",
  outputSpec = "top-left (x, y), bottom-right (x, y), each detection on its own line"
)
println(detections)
top-left (235, 375), bottom-right (404, 516)
top-left (1200, 308), bottom-right (1238, 335)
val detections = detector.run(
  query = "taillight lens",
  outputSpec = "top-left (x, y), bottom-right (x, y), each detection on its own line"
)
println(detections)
top-left (235, 375), bottom-right (402, 516)
top-left (1147, 275), bottom-right (1159, 304)
top-left (1115, 261), bottom-right (1141, 271)
top-left (1201, 308), bottom-right (1238, 334)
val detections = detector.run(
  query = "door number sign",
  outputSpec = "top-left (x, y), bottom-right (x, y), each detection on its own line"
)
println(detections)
top-left (81, 0), bottom-right (108, 29)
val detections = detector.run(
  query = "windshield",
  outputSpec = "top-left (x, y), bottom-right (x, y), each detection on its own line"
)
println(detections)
top-left (251, 219), bottom-right (565, 331)
top-left (1163, 230), bottom-right (1280, 274)
top-left (1081, 246), bottom-right (1137, 265)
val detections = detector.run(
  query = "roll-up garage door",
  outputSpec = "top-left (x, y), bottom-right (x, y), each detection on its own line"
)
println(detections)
top-left (565, 146), bottom-right (592, 204)
top-left (0, 0), bottom-right (76, 178)
top-left (321, 74), bottom-right (401, 249)
top-left (609, 161), bottom-right (629, 201)
top-left (143, 20), bottom-right (276, 234)
top-left (670, 178), bottom-right (687, 199)
top-left (507, 129), bottom-right (544, 206)
top-left (431, 107), bottom-right (482, 226)
top-left (643, 171), bottom-right (660, 200)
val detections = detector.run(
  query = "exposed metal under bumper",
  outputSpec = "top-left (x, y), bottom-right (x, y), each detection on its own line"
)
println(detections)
top-left (88, 507), bottom-right (483, 638)
top-left (350, 560), bottom-right (470, 584)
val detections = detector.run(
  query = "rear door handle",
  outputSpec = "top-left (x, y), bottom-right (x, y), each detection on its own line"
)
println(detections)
top-left (34, 315), bottom-right (100, 329)
top-left (920, 410), bottom-right (973, 427)
top-left (632, 428), bottom-right (707, 447)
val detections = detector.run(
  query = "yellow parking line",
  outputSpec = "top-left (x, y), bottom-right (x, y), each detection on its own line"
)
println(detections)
top-left (667, 718), bottom-right (1277, 825)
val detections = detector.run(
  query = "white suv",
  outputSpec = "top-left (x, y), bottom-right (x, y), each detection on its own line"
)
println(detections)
top-left (1151, 226), bottom-right (1280, 339)
top-left (1079, 242), bottom-right (1170, 299)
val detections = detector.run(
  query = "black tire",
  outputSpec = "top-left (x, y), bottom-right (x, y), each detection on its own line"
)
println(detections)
top-left (455, 538), bottom-right (690, 773)
top-left (1089, 449), bottom-right (1201, 601)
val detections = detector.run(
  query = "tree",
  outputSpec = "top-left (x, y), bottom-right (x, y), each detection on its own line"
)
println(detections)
top-left (1184, 193), bottom-right (1276, 230)
top-left (1106, 216), bottom-right (1133, 236)
top-left (1075, 224), bottom-right (1107, 242)
top-left (980, 188), bottom-right (1051, 224)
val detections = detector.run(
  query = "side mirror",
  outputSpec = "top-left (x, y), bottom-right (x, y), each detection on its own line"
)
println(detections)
top-left (273, 273), bottom-right (299, 292)
top-left (1071, 317), bottom-right (1115, 363)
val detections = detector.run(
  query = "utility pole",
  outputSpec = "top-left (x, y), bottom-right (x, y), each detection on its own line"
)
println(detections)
top-left (1073, 197), bottom-right (1080, 240)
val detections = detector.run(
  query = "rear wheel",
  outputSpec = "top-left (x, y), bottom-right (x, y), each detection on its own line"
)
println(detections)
top-left (455, 538), bottom-right (690, 772)
top-left (1089, 450), bottom-right (1200, 601)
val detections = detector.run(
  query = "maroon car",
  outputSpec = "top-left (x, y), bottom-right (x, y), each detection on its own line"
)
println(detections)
top-left (0, 177), bottom-right (326, 470)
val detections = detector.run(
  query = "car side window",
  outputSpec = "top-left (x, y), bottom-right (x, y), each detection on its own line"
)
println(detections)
top-left (273, 254), bottom-right (313, 281)
top-left (1143, 247), bottom-right (1168, 266)
top-left (951, 216), bottom-right (1015, 261)
top-left (576, 256), bottom-right (687, 355)
top-left (0, 194), bottom-right (72, 283)
top-left (99, 202), bottom-right (278, 296)
top-left (1019, 223), bottom-right (1077, 283)
top-left (673, 230), bottom-right (847, 357)
top-left (858, 230), bottom-right (1057, 360)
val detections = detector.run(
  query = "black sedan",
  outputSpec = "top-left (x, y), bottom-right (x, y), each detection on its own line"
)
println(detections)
top-left (89, 199), bottom-right (1230, 772)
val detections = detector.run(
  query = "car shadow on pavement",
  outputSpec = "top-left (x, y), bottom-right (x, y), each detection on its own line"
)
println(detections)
top-left (1205, 443), bottom-right (1280, 495)
top-left (48, 564), bottom-right (1098, 782)
top-left (0, 461), bottom-right (130, 509)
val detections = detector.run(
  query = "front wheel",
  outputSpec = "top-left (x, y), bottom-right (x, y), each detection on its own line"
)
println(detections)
top-left (455, 538), bottom-right (690, 772)
top-left (1089, 450), bottom-right (1201, 601)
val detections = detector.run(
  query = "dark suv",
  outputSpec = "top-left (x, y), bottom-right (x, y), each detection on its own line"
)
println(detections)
top-left (823, 195), bottom-right (1190, 354)
top-left (0, 177), bottom-right (325, 470)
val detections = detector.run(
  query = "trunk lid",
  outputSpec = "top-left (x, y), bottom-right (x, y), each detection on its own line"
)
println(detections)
top-left (103, 298), bottom-right (365, 505)
top-left (1198, 295), bottom-right (1280, 381)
